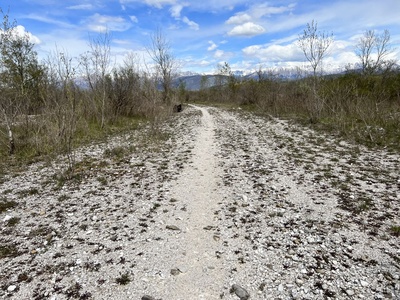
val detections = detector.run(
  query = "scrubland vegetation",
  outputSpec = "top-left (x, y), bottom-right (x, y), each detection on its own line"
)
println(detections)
top-left (1, 10), bottom-right (399, 176)
top-left (0, 10), bottom-right (175, 175)
top-left (189, 67), bottom-right (400, 151)
top-left (190, 22), bottom-right (400, 151)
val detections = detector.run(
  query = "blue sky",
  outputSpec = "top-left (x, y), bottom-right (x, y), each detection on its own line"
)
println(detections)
top-left (4, 0), bottom-right (400, 74)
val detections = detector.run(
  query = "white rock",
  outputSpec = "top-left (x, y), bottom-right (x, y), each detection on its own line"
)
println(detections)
top-left (7, 285), bottom-right (16, 292)
top-left (360, 280), bottom-right (369, 287)
top-left (3, 215), bottom-right (12, 222)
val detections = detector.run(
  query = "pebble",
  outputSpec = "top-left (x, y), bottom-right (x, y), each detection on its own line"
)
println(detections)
top-left (3, 215), bottom-right (12, 222)
top-left (231, 284), bottom-right (250, 300)
top-left (170, 268), bottom-right (181, 275)
top-left (360, 280), bottom-right (369, 287)
top-left (7, 285), bottom-right (17, 292)
top-left (166, 225), bottom-right (181, 231)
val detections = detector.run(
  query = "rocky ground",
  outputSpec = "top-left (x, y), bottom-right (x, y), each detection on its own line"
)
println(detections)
top-left (0, 105), bottom-right (399, 299)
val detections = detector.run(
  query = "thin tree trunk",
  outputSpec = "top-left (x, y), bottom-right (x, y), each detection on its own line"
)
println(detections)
top-left (1, 109), bottom-right (15, 155)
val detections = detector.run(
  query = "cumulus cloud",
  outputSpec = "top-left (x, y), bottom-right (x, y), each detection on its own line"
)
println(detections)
top-left (228, 22), bottom-right (265, 37)
top-left (85, 14), bottom-right (132, 32)
top-left (182, 16), bottom-right (199, 30)
top-left (130, 15), bottom-right (138, 23)
top-left (242, 43), bottom-right (303, 62)
top-left (170, 4), bottom-right (184, 18)
top-left (207, 40), bottom-right (217, 51)
top-left (3, 25), bottom-right (42, 45)
top-left (225, 13), bottom-right (252, 25)
top-left (214, 49), bottom-right (225, 58)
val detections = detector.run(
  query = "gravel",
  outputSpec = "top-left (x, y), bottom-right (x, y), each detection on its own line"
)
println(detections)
top-left (0, 105), bottom-right (399, 299)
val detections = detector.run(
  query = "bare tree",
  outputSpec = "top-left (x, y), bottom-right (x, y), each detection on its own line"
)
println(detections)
top-left (297, 21), bottom-right (333, 121)
top-left (80, 31), bottom-right (111, 128)
top-left (298, 20), bottom-right (333, 77)
top-left (356, 29), bottom-right (395, 75)
top-left (147, 29), bottom-right (176, 103)
top-left (44, 48), bottom-right (79, 173)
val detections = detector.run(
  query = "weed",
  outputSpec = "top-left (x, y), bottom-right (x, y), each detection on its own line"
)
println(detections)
top-left (0, 199), bottom-right (17, 213)
top-left (357, 196), bottom-right (374, 213)
top-left (0, 244), bottom-right (18, 259)
top-left (57, 194), bottom-right (70, 202)
top-left (2, 189), bottom-right (13, 194)
top-left (389, 225), bottom-right (400, 237)
top-left (116, 272), bottom-right (131, 285)
top-left (97, 176), bottom-right (108, 186)
top-left (29, 226), bottom-right (52, 237)
top-left (17, 272), bottom-right (31, 282)
top-left (18, 188), bottom-right (39, 197)
top-left (6, 216), bottom-right (20, 226)
top-left (65, 282), bottom-right (92, 299)
top-left (104, 146), bottom-right (127, 160)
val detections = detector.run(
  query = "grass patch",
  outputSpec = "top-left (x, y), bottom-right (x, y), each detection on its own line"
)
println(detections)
top-left (103, 146), bottom-right (128, 160)
top-left (389, 225), bottom-right (400, 237)
top-left (0, 199), bottom-right (18, 213)
top-left (97, 176), bottom-right (108, 186)
top-left (18, 187), bottom-right (39, 197)
top-left (0, 244), bottom-right (19, 259)
top-left (6, 216), bottom-right (21, 226)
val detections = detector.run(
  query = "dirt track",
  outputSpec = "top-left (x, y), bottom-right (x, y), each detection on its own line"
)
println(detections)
top-left (1, 105), bottom-right (399, 299)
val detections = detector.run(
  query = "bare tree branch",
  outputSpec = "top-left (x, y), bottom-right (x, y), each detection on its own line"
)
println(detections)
top-left (298, 20), bottom-right (333, 77)
top-left (147, 29), bottom-right (176, 103)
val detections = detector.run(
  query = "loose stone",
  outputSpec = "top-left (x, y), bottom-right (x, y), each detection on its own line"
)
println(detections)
top-left (231, 284), bottom-right (250, 300)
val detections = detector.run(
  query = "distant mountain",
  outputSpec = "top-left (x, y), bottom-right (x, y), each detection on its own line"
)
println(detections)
top-left (171, 74), bottom-right (228, 91)
top-left (171, 70), bottom-right (300, 91)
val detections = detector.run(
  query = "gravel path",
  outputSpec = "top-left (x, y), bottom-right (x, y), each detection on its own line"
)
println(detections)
top-left (1, 105), bottom-right (399, 299)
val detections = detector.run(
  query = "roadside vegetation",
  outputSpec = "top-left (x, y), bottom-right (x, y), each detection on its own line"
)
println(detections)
top-left (189, 22), bottom-right (400, 152)
top-left (0, 10), bottom-right (177, 177)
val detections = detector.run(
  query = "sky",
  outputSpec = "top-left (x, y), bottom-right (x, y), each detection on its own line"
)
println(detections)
top-left (2, 0), bottom-right (400, 74)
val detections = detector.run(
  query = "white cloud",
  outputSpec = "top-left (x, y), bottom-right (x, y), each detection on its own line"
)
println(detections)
top-left (214, 49), bottom-right (225, 58)
top-left (24, 14), bottom-right (76, 29)
top-left (225, 13), bottom-right (252, 25)
top-left (130, 15), bottom-right (138, 23)
top-left (67, 4), bottom-right (94, 10)
top-left (243, 43), bottom-right (303, 62)
top-left (142, 0), bottom-right (177, 9)
top-left (199, 60), bottom-right (211, 66)
top-left (228, 22), bottom-right (265, 37)
top-left (170, 4), bottom-right (184, 18)
top-left (249, 3), bottom-right (296, 19)
top-left (85, 14), bottom-right (132, 32)
top-left (182, 16), bottom-right (199, 30)
top-left (5, 25), bottom-right (42, 45)
top-left (207, 41), bottom-right (217, 51)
